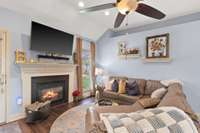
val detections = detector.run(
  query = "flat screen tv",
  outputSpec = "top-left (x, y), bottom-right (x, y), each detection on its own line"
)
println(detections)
top-left (31, 21), bottom-right (74, 55)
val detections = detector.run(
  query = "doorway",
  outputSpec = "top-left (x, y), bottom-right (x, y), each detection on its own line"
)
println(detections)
top-left (0, 30), bottom-right (8, 124)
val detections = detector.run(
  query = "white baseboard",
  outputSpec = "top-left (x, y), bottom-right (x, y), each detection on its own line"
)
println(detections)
top-left (7, 113), bottom-right (26, 123)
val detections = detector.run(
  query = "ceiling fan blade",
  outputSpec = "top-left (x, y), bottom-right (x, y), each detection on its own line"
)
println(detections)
top-left (136, 3), bottom-right (166, 19)
top-left (114, 12), bottom-right (126, 28)
top-left (80, 3), bottom-right (116, 13)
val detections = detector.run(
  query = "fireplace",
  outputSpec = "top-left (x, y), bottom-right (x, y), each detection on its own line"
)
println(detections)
top-left (31, 75), bottom-right (69, 105)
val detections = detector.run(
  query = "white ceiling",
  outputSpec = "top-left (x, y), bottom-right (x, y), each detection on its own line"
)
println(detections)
top-left (68, 0), bottom-right (200, 31)
top-left (0, 0), bottom-right (200, 40)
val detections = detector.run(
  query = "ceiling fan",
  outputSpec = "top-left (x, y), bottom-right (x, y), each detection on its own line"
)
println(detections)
top-left (80, 0), bottom-right (166, 28)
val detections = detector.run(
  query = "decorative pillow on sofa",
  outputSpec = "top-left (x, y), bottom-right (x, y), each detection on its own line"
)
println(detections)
top-left (111, 80), bottom-right (119, 92)
top-left (118, 79), bottom-right (126, 94)
top-left (105, 79), bottom-right (114, 91)
top-left (151, 88), bottom-right (167, 99)
top-left (138, 98), bottom-right (160, 108)
top-left (145, 80), bottom-right (164, 95)
top-left (125, 81), bottom-right (140, 96)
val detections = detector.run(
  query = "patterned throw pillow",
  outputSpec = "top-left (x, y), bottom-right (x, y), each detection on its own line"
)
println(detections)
top-left (118, 79), bottom-right (127, 94)
top-left (126, 81), bottom-right (140, 96)
top-left (151, 88), bottom-right (167, 99)
top-left (111, 80), bottom-right (119, 92)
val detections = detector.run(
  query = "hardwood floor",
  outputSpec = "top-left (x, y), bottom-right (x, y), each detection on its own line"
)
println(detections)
top-left (1, 97), bottom-right (95, 133)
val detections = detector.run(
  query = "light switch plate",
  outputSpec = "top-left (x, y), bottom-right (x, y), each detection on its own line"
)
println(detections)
top-left (16, 97), bottom-right (22, 105)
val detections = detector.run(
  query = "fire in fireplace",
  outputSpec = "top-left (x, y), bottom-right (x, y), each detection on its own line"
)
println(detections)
top-left (31, 75), bottom-right (69, 105)
top-left (40, 86), bottom-right (63, 102)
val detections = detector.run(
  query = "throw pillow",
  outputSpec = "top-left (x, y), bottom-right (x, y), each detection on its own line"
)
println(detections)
top-left (138, 98), bottom-right (160, 108)
top-left (151, 88), bottom-right (167, 99)
top-left (118, 79), bottom-right (127, 94)
top-left (126, 81), bottom-right (140, 96)
top-left (111, 80), bottom-right (119, 92)
top-left (105, 79), bottom-right (114, 91)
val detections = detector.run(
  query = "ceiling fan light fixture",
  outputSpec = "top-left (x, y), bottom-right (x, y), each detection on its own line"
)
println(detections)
top-left (117, 0), bottom-right (138, 15)
top-left (104, 11), bottom-right (110, 16)
top-left (78, 1), bottom-right (85, 8)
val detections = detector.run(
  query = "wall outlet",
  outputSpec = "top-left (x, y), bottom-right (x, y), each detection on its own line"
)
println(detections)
top-left (16, 97), bottom-right (22, 105)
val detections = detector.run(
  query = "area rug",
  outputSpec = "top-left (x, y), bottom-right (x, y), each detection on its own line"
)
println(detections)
top-left (50, 103), bottom-right (94, 133)
top-left (0, 122), bottom-right (22, 133)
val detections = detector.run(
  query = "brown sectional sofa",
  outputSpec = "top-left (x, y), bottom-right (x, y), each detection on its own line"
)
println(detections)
top-left (86, 77), bottom-right (200, 133)
top-left (97, 76), bottom-right (165, 105)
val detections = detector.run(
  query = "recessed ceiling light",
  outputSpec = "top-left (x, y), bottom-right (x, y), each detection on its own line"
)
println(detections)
top-left (78, 1), bottom-right (85, 8)
top-left (104, 11), bottom-right (110, 16)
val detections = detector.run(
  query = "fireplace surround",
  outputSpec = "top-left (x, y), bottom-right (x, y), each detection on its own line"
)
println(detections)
top-left (19, 63), bottom-right (76, 116)
top-left (31, 75), bottom-right (69, 105)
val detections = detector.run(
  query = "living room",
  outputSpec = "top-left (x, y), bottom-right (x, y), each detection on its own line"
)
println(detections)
top-left (0, 0), bottom-right (200, 133)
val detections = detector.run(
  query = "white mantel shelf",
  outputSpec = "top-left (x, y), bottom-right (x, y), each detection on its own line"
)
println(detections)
top-left (18, 62), bottom-right (77, 68)
top-left (19, 62), bottom-right (77, 116)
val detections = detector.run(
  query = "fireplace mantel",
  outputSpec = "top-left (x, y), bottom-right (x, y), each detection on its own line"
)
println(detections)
top-left (19, 63), bottom-right (77, 113)
top-left (19, 63), bottom-right (77, 73)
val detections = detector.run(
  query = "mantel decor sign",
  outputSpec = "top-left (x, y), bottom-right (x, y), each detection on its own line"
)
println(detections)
top-left (15, 49), bottom-right (27, 64)
top-left (146, 33), bottom-right (169, 59)
top-left (118, 42), bottom-right (140, 58)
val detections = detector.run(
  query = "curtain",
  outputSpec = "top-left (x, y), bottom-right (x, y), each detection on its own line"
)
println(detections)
top-left (76, 37), bottom-right (83, 97)
top-left (90, 41), bottom-right (96, 96)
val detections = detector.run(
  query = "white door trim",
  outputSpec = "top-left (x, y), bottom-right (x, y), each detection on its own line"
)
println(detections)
top-left (0, 29), bottom-right (10, 123)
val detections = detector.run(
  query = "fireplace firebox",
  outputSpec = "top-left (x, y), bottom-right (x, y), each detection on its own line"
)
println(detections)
top-left (31, 75), bottom-right (69, 105)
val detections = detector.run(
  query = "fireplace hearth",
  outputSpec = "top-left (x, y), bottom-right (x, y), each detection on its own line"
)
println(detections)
top-left (31, 75), bottom-right (69, 105)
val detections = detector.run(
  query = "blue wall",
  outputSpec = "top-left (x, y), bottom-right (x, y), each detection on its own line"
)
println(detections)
top-left (0, 7), bottom-right (82, 118)
top-left (97, 20), bottom-right (200, 112)
top-left (0, 7), bottom-right (32, 116)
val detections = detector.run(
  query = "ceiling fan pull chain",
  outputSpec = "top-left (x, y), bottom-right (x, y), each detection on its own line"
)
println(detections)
top-left (126, 14), bottom-right (129, 27)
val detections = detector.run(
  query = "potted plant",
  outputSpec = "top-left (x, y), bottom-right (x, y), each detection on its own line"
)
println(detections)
top-left (72, 90), bottom-right (81, 102)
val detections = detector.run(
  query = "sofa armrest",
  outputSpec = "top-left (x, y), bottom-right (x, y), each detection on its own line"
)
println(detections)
top-left (85, 107), bottom-right (101, 133)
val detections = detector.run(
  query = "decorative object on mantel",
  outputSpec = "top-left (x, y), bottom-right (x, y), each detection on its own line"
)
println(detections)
top-left (29, 58), bottom-right (38, 64)
top-left (25, 100), bottom-right (51, 123)
top-left (15, 49), bottom-right (27, 64)
top-left (146, 33), bottom-right (169, 59)
top-left (118, 42), bottom-right (140, 59)
top-left (72, 90), bottom-right (81, 102)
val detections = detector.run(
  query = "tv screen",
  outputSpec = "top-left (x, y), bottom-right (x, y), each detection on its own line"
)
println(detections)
top-left (31, 21), bottom-right (74, 55)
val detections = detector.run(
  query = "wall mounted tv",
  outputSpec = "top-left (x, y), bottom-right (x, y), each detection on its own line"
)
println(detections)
top-left (30, 21), bottom-right (74, 55)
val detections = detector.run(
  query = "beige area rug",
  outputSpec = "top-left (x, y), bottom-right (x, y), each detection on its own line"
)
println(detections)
top-left (0, 122), bottom-right (22, 133)
top-left (50, 103), bottom-right (94, 133)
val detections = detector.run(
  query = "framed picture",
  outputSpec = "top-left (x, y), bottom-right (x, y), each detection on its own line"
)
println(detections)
top-left (146, 33), bottom-right (169, 58)
top-left (15, 49), bottom-right (26, 64)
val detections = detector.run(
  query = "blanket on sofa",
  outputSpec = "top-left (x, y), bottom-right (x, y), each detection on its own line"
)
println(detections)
top-left (100, 107), bottom-right (198, 133)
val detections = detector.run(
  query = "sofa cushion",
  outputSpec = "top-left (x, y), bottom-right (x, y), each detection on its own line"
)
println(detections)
top-left (145, 80), bottom-right (164, 95)
top-left (128, 78), bottom-right (146, 95)
top-left (103, 90), bottom-right (119, 99)
top-left (111, 80), bottom-right (119, 92)
top-left (119, 94), bottom-right (140, 103)
top-left (126, 81), bottom-right (140, 96)
top-left (151, 87), bottom-right (167, 99)
top-left (138, 98), bottom-right (160, 108)
top-left (118, 79), bottom-right (126, 94)
top-left (105, 79), bottom-right (114, 91)
top-left (157, 83), bottom-right (195, 116)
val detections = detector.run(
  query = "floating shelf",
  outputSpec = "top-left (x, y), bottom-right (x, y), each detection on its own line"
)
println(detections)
top-left (119, 54), bottom-right (141, 59)
top-left (143, 58), bottom-right (172, 63)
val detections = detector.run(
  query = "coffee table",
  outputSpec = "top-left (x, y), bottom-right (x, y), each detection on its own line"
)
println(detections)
top-left (96, 99), bottom-right (119, 106)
